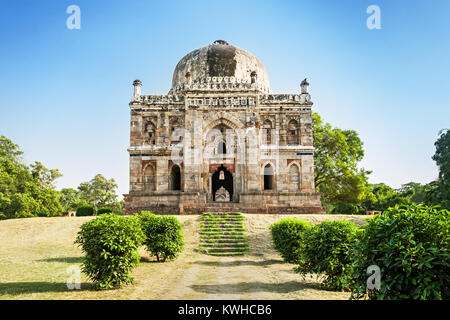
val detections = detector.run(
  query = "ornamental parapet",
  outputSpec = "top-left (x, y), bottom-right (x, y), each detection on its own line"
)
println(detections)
top-left (169, 76), bottom-right (270, 94)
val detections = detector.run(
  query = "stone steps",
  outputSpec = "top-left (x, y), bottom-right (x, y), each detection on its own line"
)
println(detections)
top-left (198, 212), bottom-right (249, 256)
top-left (201, 235), bottom-right (247, 239)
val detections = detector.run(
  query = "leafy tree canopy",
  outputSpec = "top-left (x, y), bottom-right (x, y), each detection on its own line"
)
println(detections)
top-left (312, 112), bottom-right (371, 213)
top-left (77, 174), bottom-right (119, 211)
top-left (0, 135), bottom-right (62, 219)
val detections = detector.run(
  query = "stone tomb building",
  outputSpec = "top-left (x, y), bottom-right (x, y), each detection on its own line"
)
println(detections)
top-left (124, 40), bottom-right (323, 214)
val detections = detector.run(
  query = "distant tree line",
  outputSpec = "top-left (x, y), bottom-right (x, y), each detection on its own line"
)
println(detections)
top-left (0, 116), bottom-right (448, 218)
top-left (0, 135), bottom-right (122, 219)
top-left (313, 112), bottom-right (449, 213)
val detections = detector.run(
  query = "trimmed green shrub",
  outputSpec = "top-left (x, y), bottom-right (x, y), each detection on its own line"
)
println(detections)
top-left (138, 211), bottom-right (184, 262)
top-left (97, 208), bottom-right (113, 215)
top-left (348, 204), bottom-right (450, 300)
top-left (295, 220), bottom-right (359, 290)
top-left (74, 213), bottom-right (145, 289)
top-left (270, 218), bottom-right (311, 263)
top-left (76, 205), bottom-right (95, 216)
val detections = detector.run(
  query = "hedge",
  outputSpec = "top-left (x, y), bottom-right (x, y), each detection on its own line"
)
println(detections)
top-left (295, 220), bottom-right (359, 290)
top-left (270, 218), bottom-right (311, 263)
top-left (76, 205), bottom-right (95, 216)
top-left (348, 204), bottom-right (450, 300)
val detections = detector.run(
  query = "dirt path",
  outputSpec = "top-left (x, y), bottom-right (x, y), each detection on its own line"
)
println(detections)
top-left (0, 214), bottom-right (368, 300)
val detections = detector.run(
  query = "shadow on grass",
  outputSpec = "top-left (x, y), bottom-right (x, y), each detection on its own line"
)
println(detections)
top-left (191, 259), bottom-right (283, 267)
top-left (38, 257), bottom-right (84, 263)
top-left (190, 280), bottom-right (322, 294)
top-left (140, 256), bottom-right (163, 263)
top-left (0, 282), bottom-right (95, 295)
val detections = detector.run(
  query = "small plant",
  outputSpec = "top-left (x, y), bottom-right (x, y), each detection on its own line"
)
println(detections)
top-left (348, 204), bottom-right (450, 300)
top-left (138, 211), bottom-right (184, 262)
top-left (74, 213), bottom-right (145, 289)
top-left (76, 205), bottom-right (95, 216)
top-left (270, 218), bottom-right (311, 263)
top-left (295, 220), bottom-right (359, 290)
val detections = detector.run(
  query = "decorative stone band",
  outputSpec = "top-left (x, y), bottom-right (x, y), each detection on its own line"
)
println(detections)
top-left (260, 93), bottom-right (312, 104)
top-left (131, 94), bottom-right (185, 105)
top-left (169, 76), bottom-right (271, 94)
top-left (187, 96), bottom-right (256, 107)
top-left (130, 153), bottom-right (153, 157)
top-left (262, 145), bottom-right (315, 150)
top-left (131, 93), bottom-right (312, 107)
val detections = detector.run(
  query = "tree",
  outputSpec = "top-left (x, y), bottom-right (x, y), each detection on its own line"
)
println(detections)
top-left (78, 174), bottom-right (119, 211)
top-left (59, 188), bottom-right (85, 211)
top-left (312, 112), bottom-right (371, 213)
top-left (361, 183), bottom-right (411, 212)
top-left (427, 129), bottom-right (450, 209)
top-left (0, 135), bottom-right (63, 219)
top-left (398, 182), bottom-right (425, 204)
top-left (0, 135), bottom-right (23, 163)
top-left (30, 161), bottom-right (62, 189)
top-left (433, 129), bottom-right (450, 184)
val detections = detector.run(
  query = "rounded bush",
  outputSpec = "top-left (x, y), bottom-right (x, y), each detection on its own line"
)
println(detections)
top-left (76, 205), bottom-right (95, 217)
top-left (74, 213), bottom-right (145, 289)
top-left (295, 219), bottom-right (359, 290)
top-left (348, 204), bottom-right (450, 300)
top-left (97, 208), bottom-right (113, 215)
top-left (138, 211), bottom-right (184, 262)
top-left (270, 218), bottom-right (311, 263)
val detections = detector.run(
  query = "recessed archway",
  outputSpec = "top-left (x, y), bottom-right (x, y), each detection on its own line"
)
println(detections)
top-left (169, 165), bottom-right (181, 191)
top-left (263, 164), bottom-right (274, 190)
top-left (211, 165), bottom-right (233, 201)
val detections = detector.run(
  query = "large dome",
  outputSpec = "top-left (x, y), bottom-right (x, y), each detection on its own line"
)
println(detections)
top-left (171, 40), bottom-right (271, 93)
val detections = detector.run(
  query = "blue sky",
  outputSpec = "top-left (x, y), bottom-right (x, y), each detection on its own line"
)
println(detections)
top-left (0, 0), bottom-right (449, 197)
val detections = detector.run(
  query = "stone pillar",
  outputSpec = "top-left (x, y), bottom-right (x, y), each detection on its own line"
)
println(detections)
top-left (300, 78), bottom-right (309, 94)
top-left (301, 154), bottom-right (315, 191)
top-left (245, 127), bottom-right (260, 191)
top-left (129, 156), bottom-right (142, 192)
top-left (183, 109), bottom-right (202, 191)
top-left (133, 79), bottom-right (142, 100)
top-left (156, 158), bottom-right (169, 191)
top-left (130, 112), bottom-right (143, 147)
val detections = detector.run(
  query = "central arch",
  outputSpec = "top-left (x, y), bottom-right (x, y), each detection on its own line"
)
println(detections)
top-left (211, 164), bottom-right (233, 201)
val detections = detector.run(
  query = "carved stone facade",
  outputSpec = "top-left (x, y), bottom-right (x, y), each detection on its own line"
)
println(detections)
top-left (124, 40), bottom-right (323, 214)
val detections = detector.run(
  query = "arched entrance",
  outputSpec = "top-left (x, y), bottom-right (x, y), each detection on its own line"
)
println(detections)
top-left (170, 165), bottom-right (181, 191)
top-left (263, 164), bottom-right (274, 190)
top-left (212, 164), bottom-right (233, 201)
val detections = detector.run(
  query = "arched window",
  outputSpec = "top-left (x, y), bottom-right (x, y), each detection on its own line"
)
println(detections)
top-left (170, 119), bottom-right (182, 144)
top-left (288, 119), bottom-right (300, 145)
top-left (170, 165), bottom-right (181, 191)
top-left (263, 164), bottom-right (274, 190)
top-left (143, 164), bottom-right (155, 191)
top-left (289, 164), bottom-right (300, 191)
top-left (263, 119), bottom-right (273, 145)
top-left (218, 141), bottom-right (226, 155)
top-left (250, 71), bottom-right (257, 84)
top-left (146, 122), bottom-right (156, 145)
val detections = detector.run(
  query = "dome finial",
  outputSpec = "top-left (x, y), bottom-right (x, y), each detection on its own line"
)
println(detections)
top-left (213, 40), bottom-right (229, 45)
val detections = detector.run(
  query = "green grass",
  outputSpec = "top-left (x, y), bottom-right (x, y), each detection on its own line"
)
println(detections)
top-left (198, 212), bottom-right (249, 256)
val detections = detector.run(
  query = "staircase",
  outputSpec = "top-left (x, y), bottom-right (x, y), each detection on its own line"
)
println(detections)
top-left (203, 202), bottom-right (243, 213)
top-left (198, 212), bottom-right (249, 256)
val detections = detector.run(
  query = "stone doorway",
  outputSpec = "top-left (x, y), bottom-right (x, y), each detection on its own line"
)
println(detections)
top-left (212, 164), bottom-right (233, 201)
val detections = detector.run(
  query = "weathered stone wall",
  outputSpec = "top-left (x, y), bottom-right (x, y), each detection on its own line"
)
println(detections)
top-left (124, 41), bottom-right (323, 215)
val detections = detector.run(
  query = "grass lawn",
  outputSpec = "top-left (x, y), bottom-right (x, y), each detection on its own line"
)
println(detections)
top-left (0, 214), bottom-right (368, 300)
